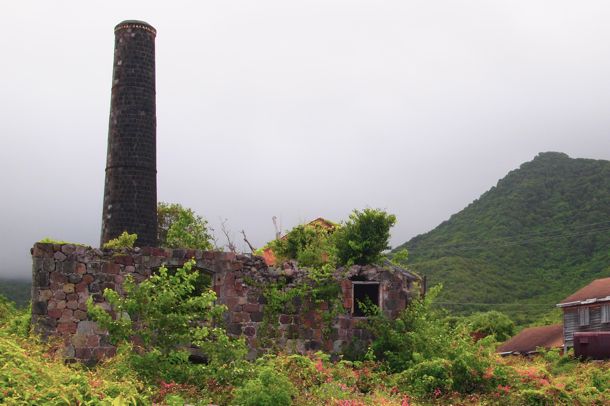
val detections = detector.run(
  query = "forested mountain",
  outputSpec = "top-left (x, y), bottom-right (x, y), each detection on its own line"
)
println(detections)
top-left (395, 152), bottom-right (610, 325)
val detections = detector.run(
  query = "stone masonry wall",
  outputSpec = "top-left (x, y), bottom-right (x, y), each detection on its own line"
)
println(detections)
top-left (31, 242), bottom-right (417, 363)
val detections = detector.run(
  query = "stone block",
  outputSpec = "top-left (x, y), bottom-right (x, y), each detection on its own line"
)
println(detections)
top-left (53, 291), bottom-right (66, 300)
top-left (102, 262), bottom-right (120, 274)
top-left (57, 322), bottom-right (77, 334)
top-left (243, 303), bottom-right (260, 313)
top-left (38, 289), bottom-right (53, 301)
top-left (227, 323), bottom-right (242, 335)
top-left (74, 310), bottom-right (88, 320)
top-left (71, 333), bottom-right (88, 348)
top-left (243, 326), bottom-right (256, 337)
top-left (279, 314), bottom-right (292, 324)
top-left (59, 309), bottom-right (74, 322)
top-left (32, 301), bottom-right (47, 315)
top-left (75, 264), bottom-right (86, 277)
top-left (231, 312), bottom-right (250, 323)
top-left (54, 251), bottom-right (67, 261)
top-left (61, 245), bottom-right (76, 255)
top-left (77, 321), bottom-right (100, 335)
top-left (250, 312), bottom-right (263, 322)
top-left (60, 261), bottom-right (76, 274)
top-left (50, 272), bottom-right (67, 284)
top-left (48, 308), bottom-right (62, 319)
top-left (63, 284), bottom-right (75, 294)
top-left (75, 281), bottom-right (88, 293)
top-left (67, 300), bottom-right (78, 310)
top-left (34, 269), bottom-right (50, 288)
top-left (74, 347), bottom-right (92, 360)
top-left (68, 273), bottom-right (82, 284)
top-left (87, 335), bottom-right (100, 347)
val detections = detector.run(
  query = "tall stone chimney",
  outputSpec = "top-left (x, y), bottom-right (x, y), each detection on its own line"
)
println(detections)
top-left (101, 20), bottom-right (157, 247)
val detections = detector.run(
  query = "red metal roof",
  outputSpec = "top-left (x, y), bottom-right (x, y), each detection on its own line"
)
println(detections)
top-left (497, 324), bottom-right (563, 354)
top-left (559, 277), bottom-right (610, 304)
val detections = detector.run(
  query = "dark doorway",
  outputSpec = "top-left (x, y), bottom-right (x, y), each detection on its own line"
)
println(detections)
top-left (353, 282), bottom-right (380, 317)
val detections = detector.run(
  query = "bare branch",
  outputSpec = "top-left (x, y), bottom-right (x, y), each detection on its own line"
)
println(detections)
top-left (219, 217), bottom-right (237, 253)
top-left (241, 229), bottom-right (256, 253)
top-left (272, 216), bottom-right (282, 240)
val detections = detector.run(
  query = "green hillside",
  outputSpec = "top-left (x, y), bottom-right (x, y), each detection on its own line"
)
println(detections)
top-left (0, 278), bottom-right (31, 308)
top-left (396, 152), bottom-right (610, 325)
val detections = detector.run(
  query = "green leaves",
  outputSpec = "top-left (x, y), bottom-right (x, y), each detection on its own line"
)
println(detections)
top-left (157, 202), bottom-right (214, 250)
top-left (334, 208), bottom-right (397, 266)
top-left (88, 259), bottom-right (230, 357)
top-left (103, 231), bottom-right (138, 249)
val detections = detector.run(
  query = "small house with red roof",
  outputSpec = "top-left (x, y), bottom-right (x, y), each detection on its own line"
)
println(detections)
top-left (556, 277), bottom-right (610, 357)
top-left (498, 277), bottom-right (610, 357)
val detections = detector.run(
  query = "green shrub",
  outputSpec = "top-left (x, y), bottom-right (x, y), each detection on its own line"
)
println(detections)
top-left (103, 231), bottom-right (137, 249)
top-left (233, 365), bottom-right (296, 406)
top-left (88, 259), bottom-right (248, 389)
top-left (396, 358), bottom-right (453, 396)
top-left (0, 296), bottom-right (30, 337)
top-left (517, 388), bottom-right (555, 405)
top-left (460, 310), bottom-right (515, 341)
top-left (268, 222), bottom-right (337, 268)
top-left (334, 208), bottom-right (396, 266)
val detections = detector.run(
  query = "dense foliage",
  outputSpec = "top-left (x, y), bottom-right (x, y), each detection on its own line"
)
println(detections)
top-left (268, 222), bottom-right (338, 268)
top-left (395, 152), bottom-right (610, 325)
top-left (3, 286), bottom-right (609, 405)
top-left (334, 209), bottom-right (397, 266)
top-left (88, 260), bottom-right (245, 361)
top-left (157, 202), bottom-right (214, 250)
top-left (268, 208), bottom-right (396, 269)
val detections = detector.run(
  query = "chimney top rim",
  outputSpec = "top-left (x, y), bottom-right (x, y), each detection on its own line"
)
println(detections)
top-left (115, 20), bottom-right (156, 35)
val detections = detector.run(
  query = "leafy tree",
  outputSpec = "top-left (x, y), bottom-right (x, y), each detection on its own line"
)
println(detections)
top-left (334, 208), bottom-right (396, 266)
top-left (157, 202), bottom-right (214, 250)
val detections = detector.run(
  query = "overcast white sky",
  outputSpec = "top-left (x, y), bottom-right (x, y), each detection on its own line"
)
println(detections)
top-left (1, 1), bottom-right (610, 278)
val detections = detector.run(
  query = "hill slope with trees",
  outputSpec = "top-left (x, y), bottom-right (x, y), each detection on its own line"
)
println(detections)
top-left (395, 152), bottom-right (610, 325)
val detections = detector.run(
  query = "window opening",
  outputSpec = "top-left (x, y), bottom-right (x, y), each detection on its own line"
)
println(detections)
top-left (602, 303), bottom-right (610, 324)
top-left (578, 307), bottom-right (590, 326)
top-left (352, 282), bottom-right (380, 317)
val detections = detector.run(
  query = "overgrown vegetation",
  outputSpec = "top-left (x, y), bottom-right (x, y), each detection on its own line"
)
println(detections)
top-left (334, 208), bottom-right (397, 266)
top-left (395, 152), bottom-right (610, 325)
top-left (102, 231), bottom-right (138, 250)
top-left (157, 202), bottom-right (214, 250)
top-left (267, 208), bottom-right (396, 269)
top-left (268, 222), bottom-right (338, 268)
top-left (4, 283), bottom-right (609, 405)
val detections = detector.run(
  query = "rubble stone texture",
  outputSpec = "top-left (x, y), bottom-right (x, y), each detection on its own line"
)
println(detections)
top-left (100, 20), bottom-right (158, 247)
top-left (31, 242), bottom-right (418, 363)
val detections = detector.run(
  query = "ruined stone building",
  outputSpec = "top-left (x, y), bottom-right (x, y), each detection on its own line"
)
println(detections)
top-left (31, 21), bottom-right (420, 363)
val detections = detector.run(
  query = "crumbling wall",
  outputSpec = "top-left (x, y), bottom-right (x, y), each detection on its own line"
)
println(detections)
top-left (31, 242), bottom-right (417, 363)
